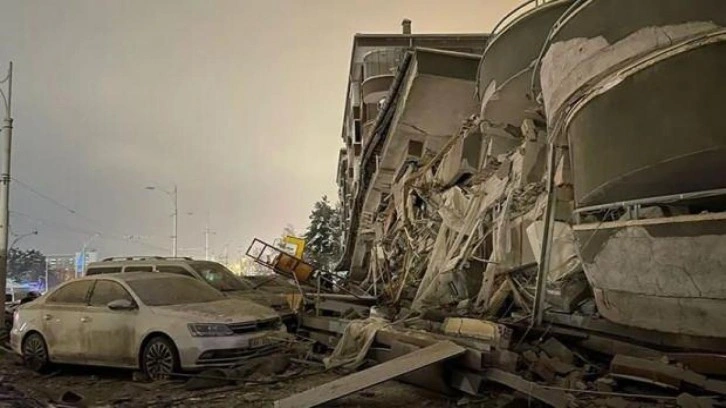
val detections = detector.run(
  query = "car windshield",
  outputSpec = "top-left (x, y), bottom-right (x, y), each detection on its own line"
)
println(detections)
top-left (190, 261), bottom-right (253, 292)
top-left (128, 277), bottom-right (224, 306)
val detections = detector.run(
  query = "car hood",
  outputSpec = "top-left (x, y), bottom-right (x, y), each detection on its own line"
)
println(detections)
top-left (224, 290), bottom-right (290, 308)
top-left (150, 298), bottom-right (279, 323)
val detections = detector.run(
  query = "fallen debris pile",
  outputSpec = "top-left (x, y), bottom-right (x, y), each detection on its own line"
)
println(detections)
top-left (288, 309), bottom-right (726, 407)
top-left (238, 2), bottom-right (726, 407)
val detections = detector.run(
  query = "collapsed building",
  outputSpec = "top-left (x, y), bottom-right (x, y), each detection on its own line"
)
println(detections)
top-left (335, 0), bottom-right (726, 343)
top-left (272, 1), bottom-right (726, 406)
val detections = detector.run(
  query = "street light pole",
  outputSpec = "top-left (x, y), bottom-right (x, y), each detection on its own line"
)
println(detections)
top-left (10, 230), bottom-right (38, 250)
top-left (79, 233), bottom-right (100, 278)
top-left (0, 62), bottom-right (13, 336)
top-left (44, 257), bottom-right (48, 293)
top-left (203, 211), bottom-right (215, 261)
top-left (172, 185), bottom-right (178, 257)
top-left (204, 223), bottom-right (209, 261)
top-left (146, 184), bottom-right (178, 257)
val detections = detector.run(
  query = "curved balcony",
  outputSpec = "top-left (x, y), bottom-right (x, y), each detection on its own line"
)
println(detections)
top-left (361, 49), bottom-right (405, 105)
top-left (363, 48), bottom-right (405, 80)
top-left (478, 0), bottom-right (572, 101)
top-left (477, 0), bottom-right (572, 141)
top-left (361, 75), bottom-right (394, 105)
top-left (541, 0), bottom-right (726, 338)
top-left (541, 0), bottom-right (726, 125)
top-left (541, 0), bottom-right (726, 207)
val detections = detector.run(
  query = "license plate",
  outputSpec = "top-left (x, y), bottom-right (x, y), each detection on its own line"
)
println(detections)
top-left (249, 336), bottom-right (269, 348)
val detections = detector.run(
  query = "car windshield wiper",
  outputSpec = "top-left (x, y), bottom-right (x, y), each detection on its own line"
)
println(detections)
top-left (251, 276), bottom-right (277, 289)
top-left (220, 287), bottom-right (246, 292)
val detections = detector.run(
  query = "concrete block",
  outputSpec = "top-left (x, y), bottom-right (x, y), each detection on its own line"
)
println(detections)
top-left (523, 350), bottom-right (538, 364)
top-left (487, 134), bottom-right (521, 157)
top-left (442, 318), bottom-right (512, 349)
top-left (540, 338), bottom-right (575, 365)
top-left (532, 358), bottom-right (557, 382)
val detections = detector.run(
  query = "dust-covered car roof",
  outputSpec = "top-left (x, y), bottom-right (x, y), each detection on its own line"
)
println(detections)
top-left (78, 272), bottom-right (190, 282)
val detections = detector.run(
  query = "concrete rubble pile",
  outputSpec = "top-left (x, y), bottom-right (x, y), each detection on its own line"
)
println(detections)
top-left (273, 0), bottom-right (726, 406)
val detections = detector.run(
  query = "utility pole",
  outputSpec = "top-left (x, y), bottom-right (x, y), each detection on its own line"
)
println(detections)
top-left (0, 62), bottom-right (13, 336)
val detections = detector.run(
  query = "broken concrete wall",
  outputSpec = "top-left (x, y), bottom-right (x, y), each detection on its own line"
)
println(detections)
top-left (436, 130), bottom-right (484, 187)
top-left (574, 214), bottom-right (726, 337)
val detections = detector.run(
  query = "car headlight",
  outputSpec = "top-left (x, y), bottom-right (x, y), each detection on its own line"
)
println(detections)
top-left (187, 323), bottom-right (233, 337)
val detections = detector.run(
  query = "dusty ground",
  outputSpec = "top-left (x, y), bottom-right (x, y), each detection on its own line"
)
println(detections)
top-left (0, 347), bottom-right (467, 407)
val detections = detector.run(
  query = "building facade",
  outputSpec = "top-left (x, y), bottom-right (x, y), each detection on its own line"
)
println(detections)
top-left (336, 21), bottom-right (488, 281)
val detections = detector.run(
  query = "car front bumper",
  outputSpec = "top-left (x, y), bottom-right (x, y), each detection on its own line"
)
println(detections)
top-left (9, 327), bottom-right (21, 355)
top-left (178, 329), bottom-right (289, 369)
top-left (279, 311), bottom-right (299, 332)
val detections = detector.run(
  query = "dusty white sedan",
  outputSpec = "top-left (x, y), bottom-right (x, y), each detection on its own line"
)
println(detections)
top-left (10, 272), bottom-right (285, 379)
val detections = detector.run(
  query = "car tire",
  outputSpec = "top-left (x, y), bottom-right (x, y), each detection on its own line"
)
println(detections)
top-left (22, 332), bottom-right (49, 373)
top-left (142, 336), bottom-right (179, 381)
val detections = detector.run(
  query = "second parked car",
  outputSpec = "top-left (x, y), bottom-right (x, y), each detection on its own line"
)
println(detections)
top-left (84, 257), bottom-right (298, 329)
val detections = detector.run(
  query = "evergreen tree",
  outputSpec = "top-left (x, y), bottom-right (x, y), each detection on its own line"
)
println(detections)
top-left (304, 196), bottom-right (342, 271)
top-left (8, 248), bottom-right (46, 282)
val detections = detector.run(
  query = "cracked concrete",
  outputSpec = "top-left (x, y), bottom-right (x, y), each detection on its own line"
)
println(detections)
top-left (576, 214), bottom-right (726, 336)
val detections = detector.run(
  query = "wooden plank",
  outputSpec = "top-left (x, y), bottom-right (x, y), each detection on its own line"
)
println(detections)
top-left (668, 353), bottom-right (726, 376)
top-left (576, 334), bottom-right (663, 359)
top-left (611, 355), bottom-right (726, 395)
top-left (274, 341), bottom-right (466, 408)
top-left (367, 341), bottom-right (454, 395)
top-left (544, 312), bottom-right (726, 352)
top-left (483, 368), bottom-right (572, 408)
top-left (611, 354), bottom-right (706, 389)
top-left (376, 329), bottom-right (492, 370)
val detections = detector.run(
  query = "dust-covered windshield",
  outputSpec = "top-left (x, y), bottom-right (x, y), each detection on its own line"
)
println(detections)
top-left (190, 261), bottom-right (253, 292)
top-left (128, 277), bottom-right (224, 306)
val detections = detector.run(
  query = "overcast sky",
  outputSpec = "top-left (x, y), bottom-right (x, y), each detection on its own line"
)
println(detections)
top-left (0, 0), bottom-right (519, 259)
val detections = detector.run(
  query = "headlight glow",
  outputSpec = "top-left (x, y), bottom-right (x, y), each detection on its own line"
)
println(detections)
top-left (187, 323), bottom-right (233, 337)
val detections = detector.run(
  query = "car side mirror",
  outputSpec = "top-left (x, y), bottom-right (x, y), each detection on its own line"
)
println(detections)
top-left (107, 299), bottom-right (136, 311)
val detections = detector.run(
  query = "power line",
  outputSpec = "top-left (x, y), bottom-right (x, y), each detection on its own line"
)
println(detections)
top-left (11, 177), bottom-right (102, 227)
top-left (9, 177), bottom-right (170, 252)
top-left (10, 210), bottom-right (169, 253)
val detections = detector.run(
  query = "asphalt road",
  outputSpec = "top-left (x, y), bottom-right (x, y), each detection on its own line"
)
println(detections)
top-left (0, 348), bottom-right (454, 407)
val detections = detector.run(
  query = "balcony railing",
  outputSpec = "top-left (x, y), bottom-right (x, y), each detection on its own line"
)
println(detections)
top-left (363, 48), bottom-right (406, 81)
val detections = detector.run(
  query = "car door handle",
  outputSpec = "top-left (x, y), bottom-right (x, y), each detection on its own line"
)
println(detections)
top-left (43, 314), bottom-right (52, 321)
top-left (80, 316), bottom-right (91, 323)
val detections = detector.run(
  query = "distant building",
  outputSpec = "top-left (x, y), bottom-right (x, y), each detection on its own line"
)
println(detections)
top-left (46, 254), bottom-right (76, 287)
top-left (74, 251), bottom-right (98, 277)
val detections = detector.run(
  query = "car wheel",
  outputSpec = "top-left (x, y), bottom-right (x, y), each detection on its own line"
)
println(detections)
top-left (22, 332), bottom-right (49, 372)
top-left (3, 313), bottom-right (12, 337)
top-left (142, 336), bottom-right (178, 381)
